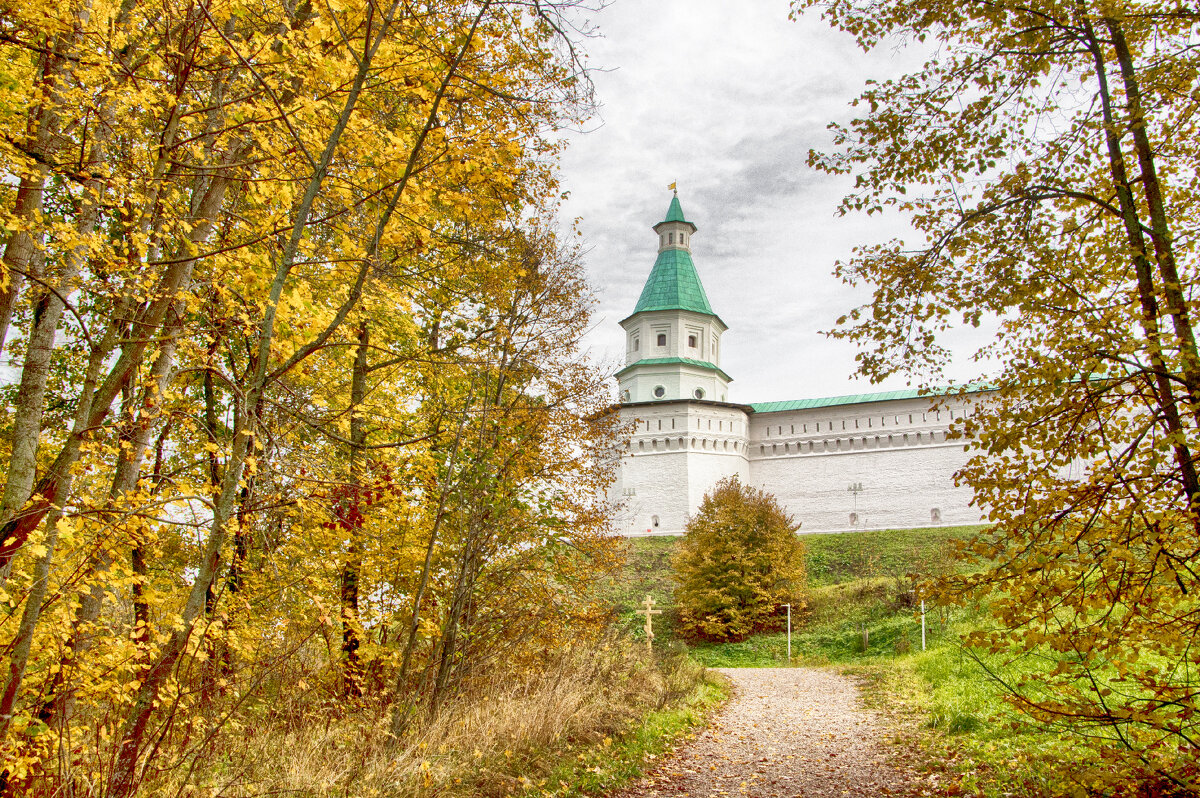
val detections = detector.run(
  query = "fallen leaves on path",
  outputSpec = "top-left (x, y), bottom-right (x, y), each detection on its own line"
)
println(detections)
top-left (608, 667), bottom-right (917, 798)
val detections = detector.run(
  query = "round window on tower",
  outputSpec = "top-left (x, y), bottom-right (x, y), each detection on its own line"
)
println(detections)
top-left (653, 385), bottom-right (666, 398)
top-left (694, 388), bottom-right (705, 399)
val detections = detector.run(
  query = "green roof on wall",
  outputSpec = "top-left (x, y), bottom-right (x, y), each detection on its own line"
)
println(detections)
top-left (750, 385), bottom-right (990, 413)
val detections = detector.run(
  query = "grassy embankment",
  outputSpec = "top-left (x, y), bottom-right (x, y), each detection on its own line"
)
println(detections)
top-left (599, 528), bottom-right (1092, 796)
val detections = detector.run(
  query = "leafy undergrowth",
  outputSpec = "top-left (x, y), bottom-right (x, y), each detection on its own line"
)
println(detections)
top-left (142, 640), bottom-right (720, 798)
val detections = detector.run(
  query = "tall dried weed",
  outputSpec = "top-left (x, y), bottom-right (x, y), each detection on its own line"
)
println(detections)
top-left (139, 637), bottom-right (704, 797)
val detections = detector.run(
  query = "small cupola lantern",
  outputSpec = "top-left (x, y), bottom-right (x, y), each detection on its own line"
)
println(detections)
top-left (653, 189), bottom-right (697, 253)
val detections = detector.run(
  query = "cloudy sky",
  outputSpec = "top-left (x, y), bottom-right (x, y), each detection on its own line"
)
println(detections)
top-left (556, 0), bottom-right (955, 403)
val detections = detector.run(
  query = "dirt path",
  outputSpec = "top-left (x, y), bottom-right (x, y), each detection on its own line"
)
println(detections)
top-left (610, 668), bottom-right (914, 798)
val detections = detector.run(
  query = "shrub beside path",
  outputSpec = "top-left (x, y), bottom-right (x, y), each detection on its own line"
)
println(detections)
top-left (609, 667), bottom-right (915, 797)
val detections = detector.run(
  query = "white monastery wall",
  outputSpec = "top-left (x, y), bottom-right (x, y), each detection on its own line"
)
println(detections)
top-left (747, 396), bottom-right (985, 533)
top-left (610, 394), bottom-right (989, 536)
top-left (750, 443), bottom-right (978, 533)
top-left (615, 402), bottom-right (749, 535)
top-left (612, 446), bottom-right (691, 535)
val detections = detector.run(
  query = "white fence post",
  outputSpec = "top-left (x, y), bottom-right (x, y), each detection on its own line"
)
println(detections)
top-left (786, 603), bottom-right (792, 662)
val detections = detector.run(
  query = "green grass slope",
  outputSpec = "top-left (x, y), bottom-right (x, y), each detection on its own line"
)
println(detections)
top-left (598, 525), bottom-right (983, 665)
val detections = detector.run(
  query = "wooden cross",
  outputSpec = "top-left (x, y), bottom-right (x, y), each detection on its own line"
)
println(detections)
top-left (636, 594), bottom-right (663, 652)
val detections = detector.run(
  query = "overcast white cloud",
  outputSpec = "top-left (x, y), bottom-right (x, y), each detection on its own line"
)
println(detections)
top-left (557, 0), bottom-right (957, 403)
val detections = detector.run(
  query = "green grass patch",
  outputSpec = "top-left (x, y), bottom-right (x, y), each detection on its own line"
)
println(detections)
top-left (802, 525), bottom-right (984, 586)
top-left (593, 536), bottom-right (683, 640)
top-left (527, 670), bottom-right (729, 797)
top-left (851, 631), bottom-right (1094, 796)
top-left (687, 630), bottom-right (792, 667)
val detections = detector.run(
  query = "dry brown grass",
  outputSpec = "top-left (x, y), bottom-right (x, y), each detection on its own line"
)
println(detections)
top-left (139, 639), bottom-right (705, 797)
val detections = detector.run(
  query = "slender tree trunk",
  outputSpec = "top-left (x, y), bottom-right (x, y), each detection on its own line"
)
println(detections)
top-left (390, 409), bottom-right (469, 737)
top-left (341, 322), bottom-right (370, 698)
top-left (30, 174), bottom-right (231, 735)
top-left (0, 0), bottom-right (158, 535)
top-left (0, 174), bottom-right (102, 527)
top-left (0, 179), bottom-right (46, 363)
top-left (1078, 8), bottom-right (1200, 512)
top-left (429, 522), bottom-right (483, 715)
top-left (1104, 18), bottom-right (1200, 433)
top-left (0, 25), bottom-right (79, 360)
top-left (0, 140), bottom-right (109, 746)
top-left (0, 170), bottom-right (228, 573)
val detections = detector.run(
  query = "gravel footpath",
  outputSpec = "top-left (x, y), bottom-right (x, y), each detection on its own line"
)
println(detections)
top-left (609, 667), bottom-right (914, 797)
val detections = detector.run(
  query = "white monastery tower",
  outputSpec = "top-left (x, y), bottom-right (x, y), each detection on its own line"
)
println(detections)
top-left (611, 194), bottom-right (987, 536)
top-left (617, 193), bottom-right (730, 404)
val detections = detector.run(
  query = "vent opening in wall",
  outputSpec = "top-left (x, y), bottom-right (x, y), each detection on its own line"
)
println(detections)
top-left (849, 512), bottom-right (859, 525)
top-left (651, 515), bottom-right (660, 528)
top-left (694, 388), bottom-right (705, 399)
top-left (931, 508), bottom-right (942, 523)
top-left (653, 385), bottom-right (665, 398)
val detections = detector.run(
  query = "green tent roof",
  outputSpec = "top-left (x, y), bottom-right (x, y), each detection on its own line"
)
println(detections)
top-left (663, 194), bottom-right (688, 223)
top-left (631, 249), bottom-right (715, 316)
